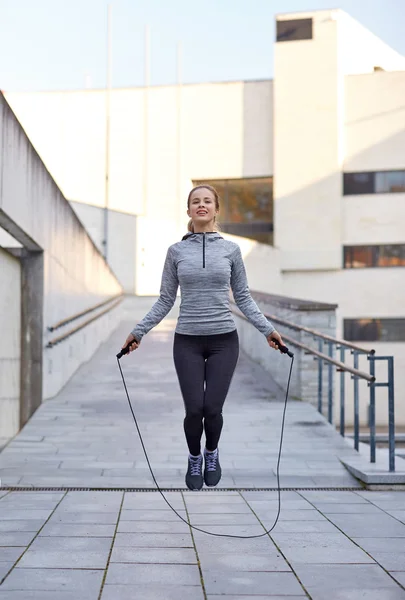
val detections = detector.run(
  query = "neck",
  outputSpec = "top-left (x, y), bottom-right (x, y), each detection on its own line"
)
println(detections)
top-left (192, 222), bottom-right (216, 234)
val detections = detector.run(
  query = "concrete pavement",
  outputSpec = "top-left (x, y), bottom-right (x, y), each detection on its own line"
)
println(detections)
top-left (1, 308), bottom-right (405, 598)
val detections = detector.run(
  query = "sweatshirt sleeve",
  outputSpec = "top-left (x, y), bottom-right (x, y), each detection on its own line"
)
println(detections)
top-left (230, 245), bottom-right (275, 337)
top-left (131, 246), bottom-right (179, 342)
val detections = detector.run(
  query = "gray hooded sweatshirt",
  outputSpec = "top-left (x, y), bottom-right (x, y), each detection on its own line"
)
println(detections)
top-left (131, 231), bottom-right (275, 342)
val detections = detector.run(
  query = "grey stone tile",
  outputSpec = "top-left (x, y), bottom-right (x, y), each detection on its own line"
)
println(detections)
top-left (119, 509), bottom-right (187, 521)
top-left (0, 509), bottom-right (52, 520)
top-left (387, 511), bottom-right (405, 524)
top-left (371, 553), bottom-right (405, 571)
top-left (28, 536), bottom-right (112, 552)
top-left (391, 573), bottom-right (405, 587)
top-left (354, 537), bottom-right (405, 553)
top-left (0, 532), bottom-right (36, 546)
top-left (0, 520), bottom-right (45, 532)
top-left (198, 551), bottom-right (291, 571)
top-left (313, 502), bottom-right (384, 514)
top-left (0, 567), bottom-right (104, 591)
top-left (105, 563), bottom-right (201, 585)
top-left (110, 547), bottom-right (197, 564)
top-left (299, 491), bottom-right (367, 503)
top-left (0, 592), bottom-right (98, 599)
top-left (101, 584), bottom-right (204, 600)
top-left (17, 549), bottom-right (109, 569)
top-left (117, 520), bottom-right (189, 533)
top-left (272, 520), bottom-right (339, 533)
top-left (48, 512), bottom-right (118, 524)
top-left (271, 532), bottom-right (374, 564)
top-left (185, 512), bottom-right (259, 525)
top-left (293, 564), bottom-right (405, 600)
top-left (326, 513), bottom-right (405, 537)
top-left (203, 570), bottom-right (303, 595)
top-left (39, 522), bottom-right (116, 537)
top-left (0, 547), bottom-right (25, 562)
top-left (192, 534), bottom-right (277, 554)
top-left (205, 597), bottom-right (306, 599)
top-left (0, 562), bottom-right (13, 580)
top-left (0, 493), bottom-right (64, 508)
top-left (114, 533), bottom-right (193, 548)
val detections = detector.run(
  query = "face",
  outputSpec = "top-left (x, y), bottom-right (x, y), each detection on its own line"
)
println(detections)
top-left (187, 188), bottom-right (218, 226)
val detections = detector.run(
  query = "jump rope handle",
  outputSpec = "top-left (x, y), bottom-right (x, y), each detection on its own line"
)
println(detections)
top-left (117, 341), bottom-right (135, 359)
top-left (271, 336), bottom-right (294, 358)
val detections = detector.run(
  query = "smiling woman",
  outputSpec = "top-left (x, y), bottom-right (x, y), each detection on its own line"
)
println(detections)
top-left (121, 183), bottom-right (284, 492)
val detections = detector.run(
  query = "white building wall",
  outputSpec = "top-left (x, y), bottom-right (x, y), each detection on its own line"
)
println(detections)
top-left (0, 248), bottom-right (21, 440)
top-left (274, 10), bottom-right (343, 272)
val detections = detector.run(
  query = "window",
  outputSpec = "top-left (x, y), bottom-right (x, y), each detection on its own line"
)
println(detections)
top-left (276, 18), bottom-right (312, 42)
top-left (344, 245), bottom-right (405, 268)
top-left (193, 177), bottom-right (273, 245)
top-left (344, 318), bottom-right (405, 342)
top-left (344, 170), bottom-right (405, 195)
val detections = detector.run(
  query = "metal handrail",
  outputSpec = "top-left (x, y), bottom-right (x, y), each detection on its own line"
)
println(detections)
top-left (231, 300), bottom-right (374, 355)
top-left (48, 293), bottom-right (124, 332)
top-left (231, 305), bottom-right (374, 382)
top-left (47, 297), bottom-right (123, 348)
top-left (231, 301), bottom-right (395, 473)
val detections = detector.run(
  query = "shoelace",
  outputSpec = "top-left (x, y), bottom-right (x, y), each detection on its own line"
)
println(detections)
top-left (189, 456), bottom-right (202, 476)
top-left (205, 451), bottom-right (218, 472)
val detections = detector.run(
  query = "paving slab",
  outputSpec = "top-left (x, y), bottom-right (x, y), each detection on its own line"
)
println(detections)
top-left (104, 562), bottom-right (201, 585)
top-left (0, 567), bottom-right (104, 592)
top-left (100, 584), bottom-right (205, 600)
top-left (293, 564), bottom-right (405, 600)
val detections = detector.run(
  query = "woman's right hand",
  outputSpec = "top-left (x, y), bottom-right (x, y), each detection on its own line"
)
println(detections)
top-left (122, 333), bottom-right (141, 355)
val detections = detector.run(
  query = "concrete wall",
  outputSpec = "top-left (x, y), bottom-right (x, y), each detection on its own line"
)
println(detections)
top-left (0, 93), bottom-right (123, 421)
top-left (69, 200), bottom-right (137, 293)
top-left (233, 292), bottom-right (337, 410)
top-left (0, 248), bottom-right (21, 440)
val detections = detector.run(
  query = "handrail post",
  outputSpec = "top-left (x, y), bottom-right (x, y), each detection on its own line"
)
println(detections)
top-left (353, 351), bottom-right (360, 451)
top-left (368, 354), bottom-right (376, 463)
top-left (318, 339), bottom-right (323, 414)
top-left (328, 342), bottom-right (333, 424)
top-left (340, 346), bottom-right (345, 436)
top-left (388, 357), bottom-right (395, 472)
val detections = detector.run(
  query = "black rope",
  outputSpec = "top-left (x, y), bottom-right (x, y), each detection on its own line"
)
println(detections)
top-left (116, 354), bottom-right (294, 538)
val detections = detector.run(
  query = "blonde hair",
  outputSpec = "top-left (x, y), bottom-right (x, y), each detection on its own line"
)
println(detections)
top-left (187, 184), bottom-right (221, 233)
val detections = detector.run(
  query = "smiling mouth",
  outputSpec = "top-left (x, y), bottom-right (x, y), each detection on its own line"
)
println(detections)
top-left (197, 211), bottom-right (208, 215)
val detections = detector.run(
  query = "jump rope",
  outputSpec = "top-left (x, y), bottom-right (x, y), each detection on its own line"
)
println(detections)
top-left (116, 337), bottom-right (294, 539)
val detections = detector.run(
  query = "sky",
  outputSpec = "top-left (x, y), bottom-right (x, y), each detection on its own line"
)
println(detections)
top-left (0, 0), bottom-right (404, 92)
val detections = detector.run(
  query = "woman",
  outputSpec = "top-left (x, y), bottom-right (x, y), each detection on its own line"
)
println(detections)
top-left (122, 185), bottom-right (284, 491)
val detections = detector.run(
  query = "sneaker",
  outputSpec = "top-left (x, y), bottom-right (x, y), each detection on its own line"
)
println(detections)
top-left (185, 454), bottom-right (203, 491)
top-left (204, 448), bottom-right (222, 487)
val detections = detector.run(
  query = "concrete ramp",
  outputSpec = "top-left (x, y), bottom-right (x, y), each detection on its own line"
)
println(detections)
top-left (0, 306), bottom-right (362, 490)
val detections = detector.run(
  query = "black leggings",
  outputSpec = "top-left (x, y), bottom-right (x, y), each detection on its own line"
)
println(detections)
top-left (173, 329), bottom-right (239, 456)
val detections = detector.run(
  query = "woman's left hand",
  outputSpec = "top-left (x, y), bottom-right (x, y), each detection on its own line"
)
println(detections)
top-left (267, 330), bottom-right (285, 351)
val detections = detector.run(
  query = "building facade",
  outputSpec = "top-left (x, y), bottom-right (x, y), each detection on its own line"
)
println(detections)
top-left (5, 9), bottom-right (405, 426)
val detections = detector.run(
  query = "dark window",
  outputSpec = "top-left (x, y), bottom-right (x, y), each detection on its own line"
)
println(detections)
top-left (344, 318), bottom-right (405, 342)
top-left (343, 172), bottom-right (374, 195)
top-left (276, 18), bottom-right (312, 42)
top-left (343, 170), bottom-right (405, 195)
top-left (344, 245), bottom-right (405, 268)
top-left (193, 177), bottom-right (273, 245)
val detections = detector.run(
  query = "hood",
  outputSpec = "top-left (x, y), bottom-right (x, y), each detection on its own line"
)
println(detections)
top-left (181, 231), bottom-right (223, 242)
